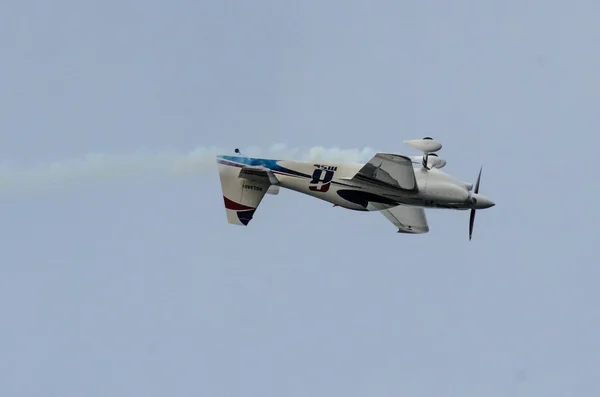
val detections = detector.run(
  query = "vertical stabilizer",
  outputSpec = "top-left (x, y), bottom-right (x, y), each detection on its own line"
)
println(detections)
top-left (216, 159), bottom-right (271, 226)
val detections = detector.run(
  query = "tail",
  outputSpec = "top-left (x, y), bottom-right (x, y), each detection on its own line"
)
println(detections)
top-left (216, 155), bottom-right (279, 226)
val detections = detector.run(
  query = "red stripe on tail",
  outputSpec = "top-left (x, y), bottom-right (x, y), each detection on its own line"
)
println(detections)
top-left (223, 196), bottom-right (255, 211)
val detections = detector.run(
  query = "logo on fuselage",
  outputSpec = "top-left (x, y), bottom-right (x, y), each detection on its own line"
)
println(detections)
top-left (309, 164), bottom-right (337, 192)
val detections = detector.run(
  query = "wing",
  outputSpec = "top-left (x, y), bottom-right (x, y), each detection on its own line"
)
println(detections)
top-left (376, 204), bottom-right (429, 234)
top-left (345, 153), bottom-right (418, 191)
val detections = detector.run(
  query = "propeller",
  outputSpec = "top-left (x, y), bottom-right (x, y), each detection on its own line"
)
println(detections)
top-left (468, 166), bottom-right (483, 241)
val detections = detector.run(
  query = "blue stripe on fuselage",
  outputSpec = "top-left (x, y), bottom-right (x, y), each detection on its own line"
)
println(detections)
top-left (216, 155), bottom-right (356, 188)
top-left (217, 155), bottom-right (311, 179)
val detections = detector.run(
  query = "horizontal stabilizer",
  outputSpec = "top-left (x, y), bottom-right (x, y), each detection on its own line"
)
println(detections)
top-left (238, 166), bottom-right (279, 185)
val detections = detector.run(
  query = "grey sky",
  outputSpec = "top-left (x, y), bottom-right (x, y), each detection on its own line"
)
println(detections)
top-left (1, 1), bottom-right (599, 396)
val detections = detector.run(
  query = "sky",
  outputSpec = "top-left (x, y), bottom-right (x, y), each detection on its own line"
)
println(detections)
top-left (1, 0), bottom-right (599, 396)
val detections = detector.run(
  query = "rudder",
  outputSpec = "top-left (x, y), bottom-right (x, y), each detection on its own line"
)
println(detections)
top-left (217, 160), bottom-right (271, 226)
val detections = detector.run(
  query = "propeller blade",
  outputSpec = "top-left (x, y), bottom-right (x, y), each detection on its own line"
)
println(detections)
top-left (474, 166), bottom-right (482, 193)
top-left (469, 209), bottom-right (476, 240)
top-left (469, 166), bottom-right (482, 240)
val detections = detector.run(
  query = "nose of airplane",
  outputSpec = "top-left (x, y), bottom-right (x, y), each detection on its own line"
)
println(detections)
top-left (472, 194), bottom-right (495, 209)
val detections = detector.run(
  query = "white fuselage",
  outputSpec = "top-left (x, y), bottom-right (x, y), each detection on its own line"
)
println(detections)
top-left (269, 159), bottom-right (492, 212)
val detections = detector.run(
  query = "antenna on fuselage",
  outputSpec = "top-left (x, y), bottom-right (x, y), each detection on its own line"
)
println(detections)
top-left (234, 148), bottom-right (249, 158)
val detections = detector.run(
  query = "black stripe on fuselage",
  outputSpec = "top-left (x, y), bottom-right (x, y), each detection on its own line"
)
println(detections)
top-left (336, 189), bottom-right (398, 209)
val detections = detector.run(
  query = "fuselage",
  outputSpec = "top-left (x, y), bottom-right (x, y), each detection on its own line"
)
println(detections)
top-left (216, 155), bottom-right (494, 212)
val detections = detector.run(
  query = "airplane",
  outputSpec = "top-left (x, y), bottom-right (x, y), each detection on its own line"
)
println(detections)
top-left (215, 138), bottom-right (495, 240)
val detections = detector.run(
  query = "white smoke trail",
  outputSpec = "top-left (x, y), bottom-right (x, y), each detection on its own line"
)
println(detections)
top-left (0, 144), bottom-right (377, 193)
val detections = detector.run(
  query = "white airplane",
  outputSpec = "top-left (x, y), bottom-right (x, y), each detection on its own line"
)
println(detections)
top-left (216, 138), bottom-right (494, 240)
